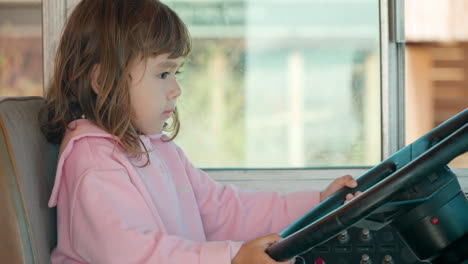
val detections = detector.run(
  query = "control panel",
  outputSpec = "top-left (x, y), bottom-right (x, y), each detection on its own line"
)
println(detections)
top-left (294, 192), bottom-right (468, 264)
top-left (296, 225), bottom-right (426, 264)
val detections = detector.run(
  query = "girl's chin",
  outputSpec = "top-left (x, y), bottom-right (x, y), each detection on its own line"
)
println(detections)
top-left (136, 124), bottom-right (163, 135)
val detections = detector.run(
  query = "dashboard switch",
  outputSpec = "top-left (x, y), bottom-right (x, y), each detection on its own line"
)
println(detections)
top-left (360, 254), bottom-right (372, 264)
top-left (382, 255), bottom-right (394, 264)
top-left (360, 228), bottom-right (372, 242)
top-left (338, 230), bottom-right (349, 243)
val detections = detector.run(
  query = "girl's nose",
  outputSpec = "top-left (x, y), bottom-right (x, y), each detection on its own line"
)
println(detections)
top-left (168, 81), bottom-right (181, 99)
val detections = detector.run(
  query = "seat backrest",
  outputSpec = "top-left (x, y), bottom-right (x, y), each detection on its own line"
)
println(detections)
top-left (0, 97), bottom-right (59, 264)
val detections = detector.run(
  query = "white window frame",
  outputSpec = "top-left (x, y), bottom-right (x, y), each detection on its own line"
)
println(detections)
top-left (42, 0), bottom-right (468, 192)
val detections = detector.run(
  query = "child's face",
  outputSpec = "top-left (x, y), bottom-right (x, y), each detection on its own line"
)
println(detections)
top-left (129, 53), bottom-right (184, 134)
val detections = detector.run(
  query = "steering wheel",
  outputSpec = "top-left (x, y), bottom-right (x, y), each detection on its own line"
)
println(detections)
top-left (266, 109), bottom-right (468, 263)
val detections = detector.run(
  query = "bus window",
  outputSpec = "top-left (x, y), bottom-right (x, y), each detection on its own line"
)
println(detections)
top-left (0, 1), bottom-right (42, 96)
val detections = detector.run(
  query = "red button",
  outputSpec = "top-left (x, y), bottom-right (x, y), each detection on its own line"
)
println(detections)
top-left (315, 257), bottom-right (325, 264)
top-left (431, 217), bottom-right (439, 225)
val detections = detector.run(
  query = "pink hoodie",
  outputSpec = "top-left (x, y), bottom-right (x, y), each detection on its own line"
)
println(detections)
top-left (48, 119), bottom-right (320, 264)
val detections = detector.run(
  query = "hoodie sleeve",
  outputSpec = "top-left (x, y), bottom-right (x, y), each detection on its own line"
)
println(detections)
top-left (69, 169), bottom-right (242, 264)
top-left (176, 148), bottom-right (321, 242)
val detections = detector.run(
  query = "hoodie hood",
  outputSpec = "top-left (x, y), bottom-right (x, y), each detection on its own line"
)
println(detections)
top-left (48, 119), bottom-right (167, 207)
top-left (48, 119), bottom-right (117, 207)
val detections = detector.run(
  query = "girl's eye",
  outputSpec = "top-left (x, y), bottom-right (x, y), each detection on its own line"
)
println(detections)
top-left (158, 72), bottom-right (170, 79)
top-left (175, 71), bottom-right (183, 80)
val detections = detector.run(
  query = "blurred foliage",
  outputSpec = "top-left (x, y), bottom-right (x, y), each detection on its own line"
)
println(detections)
top-left (175, 39), bottom-right (247, 167)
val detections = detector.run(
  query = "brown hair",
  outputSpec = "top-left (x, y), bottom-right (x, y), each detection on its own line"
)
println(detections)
top-left (41, 0), bottom-right (191, 159)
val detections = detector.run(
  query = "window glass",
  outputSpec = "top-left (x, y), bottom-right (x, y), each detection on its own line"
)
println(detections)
top-left (0, 1), bottom-right (43, 96)
top-left (405, 1), bottom-right (468, 168)
top-left (164, 0), bottom-right (381, 168)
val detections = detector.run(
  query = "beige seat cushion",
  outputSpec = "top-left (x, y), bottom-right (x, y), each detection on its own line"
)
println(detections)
top-left (0, 96), bottom-right (59, 264)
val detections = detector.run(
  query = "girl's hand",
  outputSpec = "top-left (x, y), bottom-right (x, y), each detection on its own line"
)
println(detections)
top-left (320, 175), bottom-right (362, 202)
top-left (232, 233), bottom-right (295, 264)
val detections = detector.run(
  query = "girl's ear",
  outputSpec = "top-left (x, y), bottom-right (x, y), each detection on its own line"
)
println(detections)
top-left (91, 64), bottom-right (101, 94)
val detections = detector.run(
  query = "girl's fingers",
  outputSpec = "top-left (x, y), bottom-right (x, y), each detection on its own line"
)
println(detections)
top-left (344, 175), bottom-right (358, 188)
top-left (339, 175), bottom-right (357, 188)
top-left (256, 233), bottom-right (282, 249)
top-left (347, 179), bottom-right (358, 188)
top-left (278, 257), bottom-right (296, 264)
top-left (345, 191), bottom-right (363, 204)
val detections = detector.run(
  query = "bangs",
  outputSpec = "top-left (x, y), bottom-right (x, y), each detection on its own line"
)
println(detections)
top-left (145, 3), bottom-right (191, 59)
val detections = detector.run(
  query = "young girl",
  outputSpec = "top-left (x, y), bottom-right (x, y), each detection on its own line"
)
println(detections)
top-left (42, 0), bottom-right (360, 263)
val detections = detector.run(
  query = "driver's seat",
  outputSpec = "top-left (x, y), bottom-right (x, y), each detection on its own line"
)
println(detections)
top-left (0, 96), bottom-right (59, 263)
